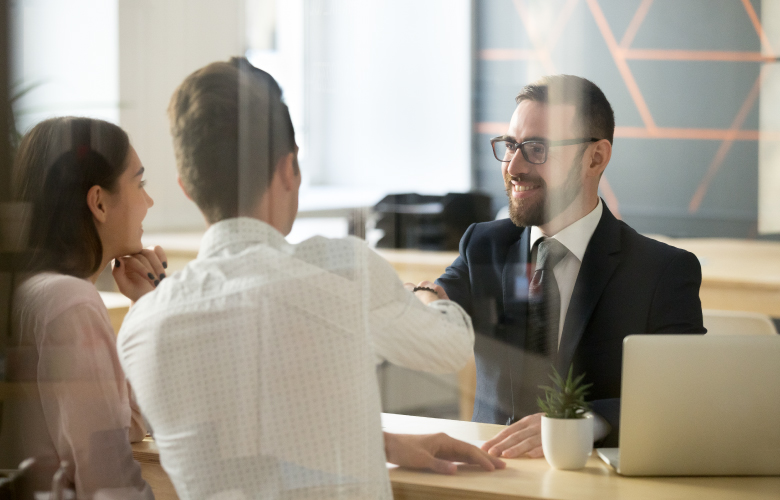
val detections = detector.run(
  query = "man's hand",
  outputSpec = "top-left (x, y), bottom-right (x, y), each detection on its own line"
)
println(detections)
top-left (384, 432), bottom-right (505, 475)
top-left (113, 245), bottom-right (168, 302)
top-left (402, 280), bottom-right (450, 305)
top-left (481, 413), bottom-right (544, 458)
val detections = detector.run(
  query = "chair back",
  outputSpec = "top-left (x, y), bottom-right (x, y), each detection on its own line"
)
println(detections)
top-left (703, 309), bottom-right (777, 335)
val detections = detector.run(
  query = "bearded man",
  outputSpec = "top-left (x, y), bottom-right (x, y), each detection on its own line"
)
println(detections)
top-left (436, 75), bottom-right (706, 453)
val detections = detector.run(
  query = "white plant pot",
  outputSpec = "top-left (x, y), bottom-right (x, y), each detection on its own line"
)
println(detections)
top-left (541, 414), bottom-right (594, 470)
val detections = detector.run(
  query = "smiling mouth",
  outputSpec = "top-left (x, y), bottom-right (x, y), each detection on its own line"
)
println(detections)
top-left (512, 184), bottom-right (540, 192)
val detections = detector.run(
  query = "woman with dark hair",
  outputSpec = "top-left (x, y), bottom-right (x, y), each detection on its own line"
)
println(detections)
top-left (1, 116), bottom-right (165, 499)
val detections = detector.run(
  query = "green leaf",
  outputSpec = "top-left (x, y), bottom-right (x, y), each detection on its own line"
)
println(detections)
top-left (536, 363), bottom-right (592, 418)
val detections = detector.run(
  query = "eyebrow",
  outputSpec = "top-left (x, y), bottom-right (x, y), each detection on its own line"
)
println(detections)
top-left (501, 135), bottom-right (548, 143)
top-left (134, 166), bottom-right (145, 177)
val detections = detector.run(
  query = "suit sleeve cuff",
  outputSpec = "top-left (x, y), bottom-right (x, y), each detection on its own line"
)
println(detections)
top-left (591, 412), bottom-right (612, 442)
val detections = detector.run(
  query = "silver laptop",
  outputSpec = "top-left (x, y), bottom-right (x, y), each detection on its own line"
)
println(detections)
top-left (597, 334), bottom-right (780, 476)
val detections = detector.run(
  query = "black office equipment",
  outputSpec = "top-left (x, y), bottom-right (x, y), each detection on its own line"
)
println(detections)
top-left (374, 193), bottom-right (492, 251)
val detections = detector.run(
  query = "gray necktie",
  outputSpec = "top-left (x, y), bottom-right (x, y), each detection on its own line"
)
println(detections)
top-left (526, 237), bottom-right (568, 356)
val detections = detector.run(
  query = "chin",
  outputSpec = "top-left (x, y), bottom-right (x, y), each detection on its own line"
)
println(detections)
top-left (124, 240), bottom-right (144, 256)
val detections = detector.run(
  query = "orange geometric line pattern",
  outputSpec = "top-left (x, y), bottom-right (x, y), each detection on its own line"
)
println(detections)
top-left (689, 70), bottom-right (764, 213)
top-left (482, 48), bottom-right (776, 62)
top-left (480, 49), bottom-right (537, 60)
top-left (586, 0), bottom-right (657, 132)
top-left (619, 0), bottom-right (654, 49)
top-left (741, 0), bottom-right (775, 56)
top-left (477, 0), bottom-right (776, 214)
top-left (623, 49), bottom-right (776, 62)
top-left (511, 0), bottom-right (556, 74)
top-left (547, 0), bottom-right (581, 52)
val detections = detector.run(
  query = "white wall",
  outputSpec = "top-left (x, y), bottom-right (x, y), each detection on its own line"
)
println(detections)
top-left (118, 0), bottom-right (245, 232)
top-left (11, 0), bottom-right (119, 132)
top-left (305, 0), bottom-right (472, 194)
top-left (758, 0), bottom-right (780, 234)
top-left (13, 0), bottom-right (473, 231)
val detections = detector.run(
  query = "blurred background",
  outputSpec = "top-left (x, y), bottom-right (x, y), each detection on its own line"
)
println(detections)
top-left (3, 0), bottom-right (780, 420)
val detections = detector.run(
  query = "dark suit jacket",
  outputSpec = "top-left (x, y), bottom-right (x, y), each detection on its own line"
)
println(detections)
top-left (436, 203), bottom-right (706, 446)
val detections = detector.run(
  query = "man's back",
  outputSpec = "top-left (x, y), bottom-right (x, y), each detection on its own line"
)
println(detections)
top-left (118, 218), bottom-right (474, 499)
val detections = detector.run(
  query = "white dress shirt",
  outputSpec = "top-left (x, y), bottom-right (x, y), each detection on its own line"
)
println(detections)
top-left (117, 217), bottom-right (474, 500)
top-left (529, 199), bottom-right (603, 344)
top-left (529, 200), bottom-right (610, 440)
top-left (0, 273), bottom-right (151, 500)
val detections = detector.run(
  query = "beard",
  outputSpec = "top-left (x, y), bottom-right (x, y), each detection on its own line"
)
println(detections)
top-left (505, 151), bottom-right (584, 228)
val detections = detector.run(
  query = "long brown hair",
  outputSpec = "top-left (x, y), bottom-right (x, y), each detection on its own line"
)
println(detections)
top-left (13, 117), bottom-right (131, 278)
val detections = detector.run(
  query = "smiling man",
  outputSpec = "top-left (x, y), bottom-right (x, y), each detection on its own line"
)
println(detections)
top-left (436, 75), bottom-right (706, 456)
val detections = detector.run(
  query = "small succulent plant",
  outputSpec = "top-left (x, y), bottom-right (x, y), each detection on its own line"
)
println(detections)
top-left (537, 365), bottom-right (592, 419)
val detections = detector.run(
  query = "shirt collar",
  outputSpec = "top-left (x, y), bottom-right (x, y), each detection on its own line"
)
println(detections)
top-left (529, 199), bottom-right (603, 262)
top-left (199, 217), bottom-right (288, 259)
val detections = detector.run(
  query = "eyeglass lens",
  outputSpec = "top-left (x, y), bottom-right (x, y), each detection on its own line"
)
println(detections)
top-left (493, 140), bottom-right (547, 164)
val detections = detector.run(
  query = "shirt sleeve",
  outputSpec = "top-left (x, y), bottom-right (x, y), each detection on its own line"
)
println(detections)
top-left (127, 382), bottom-right (148, 443)
top-left (36, 301), bottom-right (152, 499)
top-left (365, 246), bottom-right (474, 373)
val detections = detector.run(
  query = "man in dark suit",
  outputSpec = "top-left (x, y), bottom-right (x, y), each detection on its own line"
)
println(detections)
top-left (436, 75), bottom-right (705, 457)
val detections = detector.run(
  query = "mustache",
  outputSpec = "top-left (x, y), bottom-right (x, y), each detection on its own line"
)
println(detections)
top-left (504, 173), bottom-right (546, 187)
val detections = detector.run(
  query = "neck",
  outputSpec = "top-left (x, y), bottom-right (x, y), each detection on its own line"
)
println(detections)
top-left (89, 255), bottom-right (111, 284)
top-left (538, 192), bottom-right (599, 236)
top-left (250, 192), bottom-right (294, 236)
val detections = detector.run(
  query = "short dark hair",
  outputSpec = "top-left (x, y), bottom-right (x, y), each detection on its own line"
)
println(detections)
top-left (13, 117), bottom-right (131, 278)
top-left (168, 57), bottom-right (297, 224)
top-left (516, 75), bottom-right (615, 144)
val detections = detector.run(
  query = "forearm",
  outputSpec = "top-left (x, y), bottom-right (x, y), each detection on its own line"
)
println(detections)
top-left (371, 296), bottom-right (474, 373)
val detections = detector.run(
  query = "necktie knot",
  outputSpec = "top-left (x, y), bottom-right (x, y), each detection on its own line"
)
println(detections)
top-left (536, 237), bottom-right (568, 271)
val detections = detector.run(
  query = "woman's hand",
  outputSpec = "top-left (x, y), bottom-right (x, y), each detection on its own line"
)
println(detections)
top-left (112, 245), bottom-right (168, 302)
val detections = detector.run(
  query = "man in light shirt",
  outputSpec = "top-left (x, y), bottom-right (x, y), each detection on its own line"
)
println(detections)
top-left (117, 57), bottom-right (502, 500)
top-left (436, 75), bottom-right (706, 457)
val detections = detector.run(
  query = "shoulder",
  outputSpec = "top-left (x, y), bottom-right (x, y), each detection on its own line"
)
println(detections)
top-left (615, 220), bottom-right (700, 272)
top-left (14, 273), bottom-right (114, 346)
top-left (461, 219), bottom-right (525, 249)
top-left (294, 234), bottom-right (363, 253)
top-left (619, 221), bottom-right (690, 256)
top-left (291, 234), bottom-right (368, 264)
top-left (17, 272), bottom-right (102, 314)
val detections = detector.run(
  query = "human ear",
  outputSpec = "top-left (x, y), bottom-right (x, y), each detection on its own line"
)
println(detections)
top-left (278, 152), bottom-right (298, 191)
top-left (586, 139), bottom-right (612, 178)
top-left (177, 176), bottom-right (192, 200)
top-left (87, 185), bottom-right (108, 223)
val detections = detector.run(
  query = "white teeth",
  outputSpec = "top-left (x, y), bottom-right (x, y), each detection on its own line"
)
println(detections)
top-left (513, 185), bottom-right (537, 192)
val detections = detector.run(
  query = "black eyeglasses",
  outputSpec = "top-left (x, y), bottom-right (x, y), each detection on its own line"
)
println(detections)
top-left (490, 136), bottom-right (600, 164)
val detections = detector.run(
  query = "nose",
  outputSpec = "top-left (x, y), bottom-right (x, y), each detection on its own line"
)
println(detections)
top-left (145, 189), bottom-right (154, 208)
top-left (505, 150), bottom-right (531, 178)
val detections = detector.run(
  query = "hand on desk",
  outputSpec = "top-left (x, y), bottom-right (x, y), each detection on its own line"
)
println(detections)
top-left (384, 432), bottom-right (505, 475)
top-left (482, 412), bottom-right (544, 459)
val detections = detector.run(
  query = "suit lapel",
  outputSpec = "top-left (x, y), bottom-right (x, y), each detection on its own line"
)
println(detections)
top-left (557, 204), bottom-right (622, 372)
top-left (501, 227), bottom-right (531, 345)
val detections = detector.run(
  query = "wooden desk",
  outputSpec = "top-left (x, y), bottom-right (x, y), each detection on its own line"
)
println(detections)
top-left (671, 238), bottom-right (780, 317)
top-left (131, 413), bottom-right (780, 500)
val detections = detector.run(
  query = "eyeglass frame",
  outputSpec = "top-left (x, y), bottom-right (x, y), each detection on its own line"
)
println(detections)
top-left (490, 136), bottom-right (600, 164)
